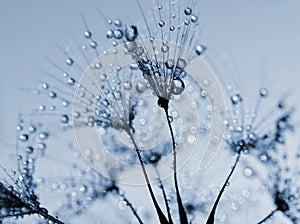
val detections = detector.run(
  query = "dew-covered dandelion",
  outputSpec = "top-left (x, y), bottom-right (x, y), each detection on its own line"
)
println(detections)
top-left (1, 0), bottom-right (299, 224)
top-left (0, 117), bottom-right (64, 223)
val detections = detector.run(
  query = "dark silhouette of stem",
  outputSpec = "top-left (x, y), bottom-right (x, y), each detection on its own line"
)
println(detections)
top-left (160, 97), bottom-right (188, 224)
top-left (35, 207), bottom-right (64, 224)
top-left (117, 191), bottom-right (144, 224)
top-left (257, 209), bottom-right (277, 224)
top-left (206, 152), bottom-right (241, 224)
top-left (128, 131), bottom-right (169, 224)
top-left (155, 168), bottom-right (173, 224)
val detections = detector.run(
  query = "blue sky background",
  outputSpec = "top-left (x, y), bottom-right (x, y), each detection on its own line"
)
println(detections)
top-left (1, 0), bottom-right (300, 142)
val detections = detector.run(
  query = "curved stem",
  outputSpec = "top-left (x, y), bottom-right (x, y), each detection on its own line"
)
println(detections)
top-left (163, 108), bottom-right (188, 224)
top-left (127, 131), bottom-right (169, 224)
top-left (257, 209), bottom-right (278, 224)
top-left (206, 152), bottom-right (241, 224)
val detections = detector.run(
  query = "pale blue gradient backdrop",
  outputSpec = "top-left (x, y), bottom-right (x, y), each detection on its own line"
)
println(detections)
top-left (0, 1), bottom-right (300, 223)
top-left (1, 0), bottom-right (300, 142)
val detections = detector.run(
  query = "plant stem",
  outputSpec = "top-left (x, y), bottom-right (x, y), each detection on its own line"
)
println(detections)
top-left (117, 191), bottom-right (144, 224)
top-left (155, 167), bottom-right (173, 224)
top-left (127, 131), bottom-right (169, 224)
top-left (257, 209), bottom-right (278, 224)
top-left (36, 207), bottom-right (64, 224)
top-left (163, 107), bottom-right (188, 224)
top-left (206, 152), bottom-right (241, 224)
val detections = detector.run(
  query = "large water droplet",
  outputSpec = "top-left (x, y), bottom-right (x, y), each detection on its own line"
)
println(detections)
top-left (184, 7), bottom-right (192, 15)
top-left (125, 26), bottom-right (138, 41)
top-left (171, 78), bottom-right (185, 95)
top-left (176, 58), bottom-right (186, 69)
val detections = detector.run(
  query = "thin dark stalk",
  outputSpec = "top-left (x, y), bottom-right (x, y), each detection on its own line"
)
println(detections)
top-left (117, 191), bottom-right (144, 224)
top-left (257, 209), bottom-right (278, 224)
top-left (163, 107), bottom-right (188, 224)
top-left (206, 152), bottom-right (241, 224)
top-left (35, 207), bottom-right (64, 224)
top-left (155, 167), bottom-right (173, 224)
top-left (128, 131), bottom-right (169, 224)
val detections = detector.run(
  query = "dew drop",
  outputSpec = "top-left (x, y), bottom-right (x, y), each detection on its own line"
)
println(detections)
top-left (66, 58), bottom-right (74, 66)
top-left (191, 15), bottom-right (198, 23)
top-left (176, 58), bottom-right (187, 69)
top-left (135, 47), bottom-right (144, 56)
top-left (184, 7), bottom-right (192, 15)
top-left (123, 81), bottom-right (132, 90)
top-left (19, 134), bottom-right (29, 142)
top-left (16, 125), bottom-right (23, 131)
top-left (195, 45), bottom-right (206, 56)
top-left (170, 26), bottom-right (175, 31)
top-left (161, 44), bottom-right (169, 53)
top-left (136, 81), bottom-right (146, 93)
top-left (106, 30), bottom-right (114, 38)
top-left (39, 132), bottom-right (49, 140)
top-left (244, 168), bottom-right (253, 177)
top-left (159, 20), bottom-right (165, 27)
top-left (125, 41), bottom-right (137, 52)
top-left (171, 78), bottom-right (185, 95)
top-left (26, 146), bottom-right (34, 154)
top-left (130, 63), bottom-right (138, 70)
top-left (61, 115), bottom-right (69, 124)
top-left (168, 116), bottom-right (173, 123)
top-left (28, 125), bottom-right (36, 133)
top-left (90, 41), bottom-right (97, 49)
top-left (49, 91), bottom-right (57, 99)
top-left (260, 88), bottom-right (268, 97)
top-left (114, 29), bottom-right (124, 39)
top-left (166, 59), bottom-right (174, 69)
top-left (42, 83), bottom-right (49, 89)
top-left (84, 31), bottom-right (92, 39)
top-left (125, 25), bottom-right (138, 41)
top-left (113, 91), bottom-right (122, 100)
top-left (114, 20), bottom-right (122, 27)
top-left (67, 78), bottom-right (75, 85)
top-left (231, 94), bottom-right (242, 105)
